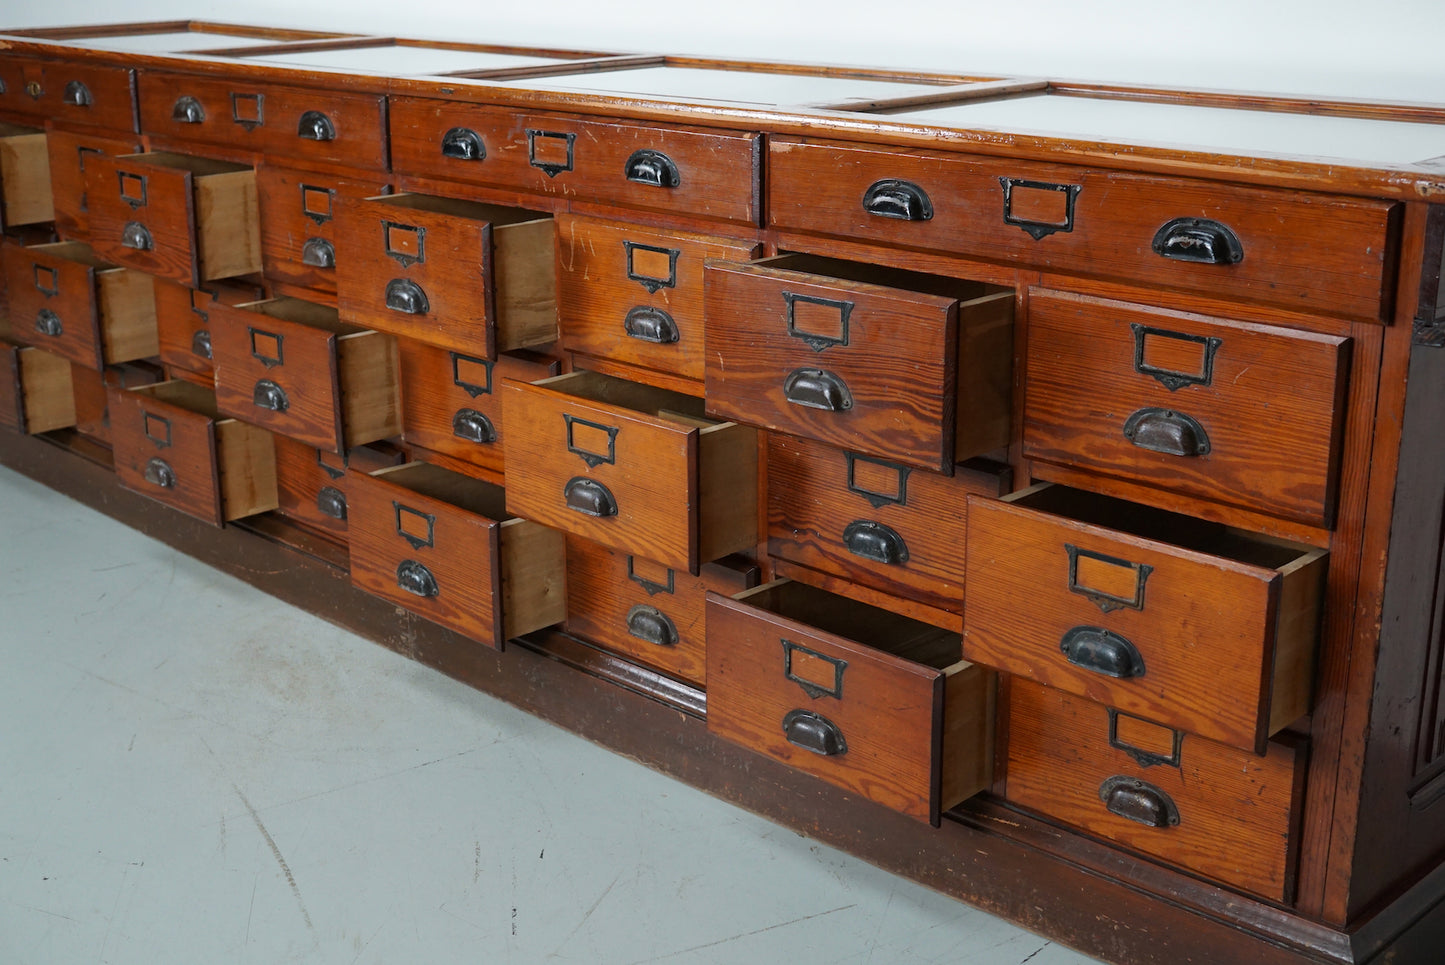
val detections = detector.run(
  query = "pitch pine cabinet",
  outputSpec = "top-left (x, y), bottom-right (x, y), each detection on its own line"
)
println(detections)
top-left (3, 18), bottom-right (1445, 964)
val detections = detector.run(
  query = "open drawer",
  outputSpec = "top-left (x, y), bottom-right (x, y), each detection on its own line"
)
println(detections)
top-left (0, 341), bottom-right (75, 435)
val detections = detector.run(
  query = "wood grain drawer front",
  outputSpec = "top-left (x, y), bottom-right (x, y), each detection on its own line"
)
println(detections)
top-left (85, 152), bottom-right (261, 287)
top-left (397, 340), bottom-right (558, 477)
top-left (210, 297), bottom-right (400, 454)
top-left (0, 122), bottom-right (54, 229)
top-left (557, 216), bottom-right (759, 384)
top-left (272, 435), bottom-right (406, 537)
top-left (136, 71), bottom-right (388, 170)
top-left (768, 138), bottom-right (1398, 323)
top-left (1024, 290), bottom-right (1350, 526)
top-left (45, 129), bottom-right (143, 241)
top-left (1005, 680), bottom-right (1306, 902)
top-left (704, 254), bottom-right (1013, 474)
top-left (0, 58), bottom-right (135, 132)
top-left (963, 485), bottom-right (1326, 753)
top-left (347, 462), bottom-right (566, 648)
top-left (154, 278), bottom-right (266, 378)
top-left (335, 193), bottom-right (557, 359)
top-left (501, 370), bottom-right (757, 574)
top-left (706, 579), bottom-right (994, 825)
top-left (109, 379), bottom-right (277, 526)
top-left (3, 241), bottom-right (157, 370)
top-left (388, 97), bottom-right (761, 226)
top-left (768, 435), bottom-right (1010, 613)
top-left (0, 342), bottom-right (75, 435)
top-left (71, 361), bottom-right (163, 447)
top-left (257, 166), bottom-right (389, 296)
top-left (564, 536), bottom-right (758, 687)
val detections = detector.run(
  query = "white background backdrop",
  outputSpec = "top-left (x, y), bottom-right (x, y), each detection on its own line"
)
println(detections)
top-left (1, 0), bottom-right (1443, 103)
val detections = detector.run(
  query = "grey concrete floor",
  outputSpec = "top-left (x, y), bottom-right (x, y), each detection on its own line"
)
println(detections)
top-left (0, 463), bottom-right (1101, 965)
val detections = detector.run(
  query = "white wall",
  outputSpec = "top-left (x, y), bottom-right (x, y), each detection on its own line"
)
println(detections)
top-left (2, 0), bottom-right (1443, 103)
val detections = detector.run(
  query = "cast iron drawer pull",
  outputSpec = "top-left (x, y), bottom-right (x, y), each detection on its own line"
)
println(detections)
top-left (624, 149), bottom-right (680, 188)
top-left (396, 559), bottom-right (439, 598)
top-left (784, 368), bottom-right (853, 412)
top-left (451, 408), bottom-right (496, 444)
top-left (863, 179), bottom-right (934, 222)
top-left (121, 221), bottom-right (153, 251)
top-left (1122, 407), bottom-right (1211, 457)
top-left (172, 96), bottom-right (205, 123)
top-left (62, 81), bottom-right (92, 107)
top-left (296, 110), bottom-right (336, 142)
top-left (782, 709), bottom-right (848, 757)
top-left (623, 306), bottom-right (679, 344)
top-left (1152, 217), bottom-right (1244, 265)
top-left (143, 457), bottom-right (176, 489)
top-left (626, 604), bottom-right (679, 647)
top-left (34, 309), bottom-right (62, 338)
top-left (385, 278), bottom-right (429, 315)
top-left (842, 520), bottom-right (909, 565)
top-left (564, 477), bottom-right (617, 518)
top-left (190, 330), bottom-right (212, 360)
top-left (252, 379), bottom-right (290, 413)
top-left (301, 238), bottom-right (335, 269)
top-left (441, 126), bottom-right (485, 161)
top-left (316, 486), bottom-right (347, 521)
top-left (1099, 776), bottom-right (1180, 828)
top-left (1060, 625), bottom-right (1146, 679)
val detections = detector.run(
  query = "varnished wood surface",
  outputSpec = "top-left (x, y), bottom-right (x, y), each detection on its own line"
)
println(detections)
top-left (43, 128), bottom-right (142, 241)
top-left (108, 379), bottom-right (225, 524)
top-left (0, 57), bottom-right (136, 132)
top-left (255, 163), bottom-right (390, 296)
top-left (152, 276), bottom-right (265, 377)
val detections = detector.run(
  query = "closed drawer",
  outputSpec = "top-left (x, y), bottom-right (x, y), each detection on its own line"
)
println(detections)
top-left (209, 297), bottom-right (401, 453)
top-left (4, 241), bottom-right (157, 370)
top-left (0, 341), bottom-right (75, 434)
top-left (347, 462), bottom-right (566, 648)
top-left (563, 535), bottom-right (759, 687)
top-left (397, 340), bottom-right (558, 478)
top-left (153, 277), bottom-right (267, 378)
top-left (136, 71), bottom-right (388, 171)
top-left (1005, 679), bottom-right (1305, 902)
top-left (0, 122), bottom-right (53, 229)
top-left (963, 484), bottom-right (1326, 753)
top-left (71, 361), bottom-right (163, 446)
top-left (768, 434), bottom-right (1010, 613)
top-left (388, 97), bottom-right (760, 226)
top-left (704, 253), bottom-right (1013, 474)
top-left (0, 57), bottom-right (135, 132)
top-left (768, 137), bottom-right (1399, 322)
top-left (501, 370), bottom-right (757, 574)
top-left (557, 215), bottom-right (759, 384)
top-left (1024, 290), bottom-right (1350, 525)
top-left (707, 579), bottom-right (994, 824)
top-left (45, 128), bottom-right (143, 241)
top-left (335, 193), bottom-right (556, 359)
top-left (256, 164), bottom-right (389, 296)
top-left (85, 151), bottom-right (262, 287)
top-left (272, 434), bottom-right (407, 538)
top-left (109, 379), bottom-right (277, 526)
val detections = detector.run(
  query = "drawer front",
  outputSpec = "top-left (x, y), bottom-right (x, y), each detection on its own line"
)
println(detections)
top-left (557, 215), bottom-right (759, 382)
top-left (768, 137), bottom-right (1398, 322)
top-left (72, 361), bottom-right (163, 446)
top-left (45, 128), bottom-right (144, 241)
top-left (0, 58), bottom-right (135, 131)
top-left (0, 342), bottom-right (24, 431)
top-left (768, 435), bottom-right (1010, 612)
top-left (706, 586), bottom-right (946, 822)
top-left (137, 71), bottom-right (388, 170)
top-left (1024, 290), bottom-right (1350, 525)
top-left (4, 243), bottom-right (102, 368)
top-left (963, 491), bottom-right (1313, 752)
top-left (109, 385), bottom-right (222, 525)
top-left (564, 536), bottom-right (757, 687)
top-left (272, 437), bottom-right (406, 537)
top-left (85, 154), bottom-right (198, 284)
top-left (1006, 680), bottom-right (1305, 902)
top-left (257, 165), bottom-right (389, 295)
top-left (397, 341), bottom-right (558, 476)
top-left (389, 97), bottom-right (761, 225)
top-left (347, 470), bottom-right (505, 646)
top-left (210, 304), bottom-right (343, 451)
top-left (154, 278), bottom-right (266, 377)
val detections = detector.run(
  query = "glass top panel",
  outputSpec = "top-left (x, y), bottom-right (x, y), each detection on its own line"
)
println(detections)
top-left (240, 45), bottom-right (578, 75)
top-left (58, 31), bottom-right (288, 52)
top-left (494, 66), bottom-right (955, 107)
top-left (892, 94), bottom-right (1445, 166)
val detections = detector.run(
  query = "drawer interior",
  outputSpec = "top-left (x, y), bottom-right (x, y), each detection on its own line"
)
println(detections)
top-left (28, 240), bottom-right (109, 268)
top-left (369, 461), bottom-right (510, 520)
top-left (238, 297), bottom-right (367, 337)
top-left (121, 151), bottom-right (251, 178)
top-left (764, 252), bottom-right (1006, 303)
top-left (130, 378), bottom-right (222, 418)
top-left (540, 370), bottom-right (718, 426)
top-left (366, 192), bottom-right (550, 228)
